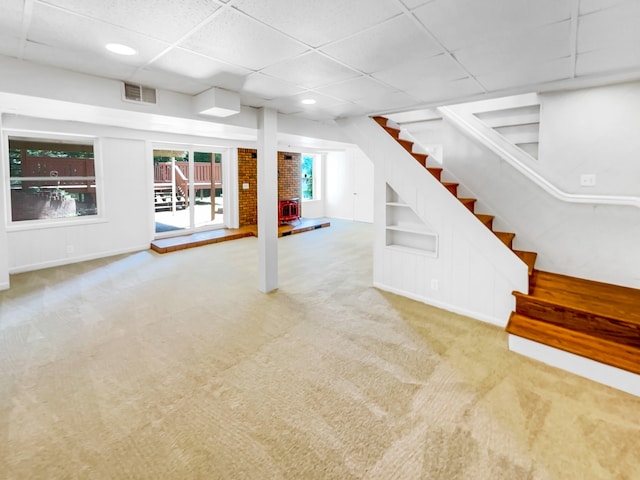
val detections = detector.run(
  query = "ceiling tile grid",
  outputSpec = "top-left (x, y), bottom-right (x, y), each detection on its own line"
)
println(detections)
top-left (0, 0), bottom-right (639, 121)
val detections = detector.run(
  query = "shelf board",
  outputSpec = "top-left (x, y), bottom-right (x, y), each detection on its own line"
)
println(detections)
top-left (386, 224), bottom-right (434, 235)
top-left (385, 244), bottom-right (437, 257)
top-left (386, 202), bottom-right (410, 207)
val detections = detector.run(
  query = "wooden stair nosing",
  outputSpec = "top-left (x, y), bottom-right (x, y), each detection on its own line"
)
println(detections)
top-left (507, 312), bottom-right (640, 376)
top-left (513, 292), bottom-right (640, 345)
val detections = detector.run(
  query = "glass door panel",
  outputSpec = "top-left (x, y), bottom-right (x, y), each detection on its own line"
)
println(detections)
top-left (193, 151), bottom-right (223, 229)
top-left (153, 149), bottom-right (190, 234)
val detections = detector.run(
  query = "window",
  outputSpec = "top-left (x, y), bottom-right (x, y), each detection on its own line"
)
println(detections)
top-left (301, 153), bottom-right (320, 200)
top-left (8, 136), bottom-right (98, 222)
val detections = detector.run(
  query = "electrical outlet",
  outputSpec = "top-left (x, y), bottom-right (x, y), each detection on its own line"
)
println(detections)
top-left (580, 174), bottom-right (596, 187)
top-left (66, 245), bottom-right (74, 254)
top-left (430, 279), bottom-right (439, 291)
top-left (242, 183), bottom-right (249, 190)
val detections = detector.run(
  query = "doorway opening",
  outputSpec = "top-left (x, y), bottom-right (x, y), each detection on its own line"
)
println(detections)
top-left (153, 147), bottom-right (226, 236)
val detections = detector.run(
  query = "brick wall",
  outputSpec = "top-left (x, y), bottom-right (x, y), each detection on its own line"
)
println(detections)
top-left (238, 148), bottom-right (258, 226)
top-left (237, 149), bottom-right (301, 226)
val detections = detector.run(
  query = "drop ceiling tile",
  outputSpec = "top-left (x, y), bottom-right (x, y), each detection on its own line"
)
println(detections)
top-left (372, 54), bottom-right (468, 90)
top-left (242, 73), bottom-right (306, 99)
top-left (233, 0), bottom-right (402, 47)
top-left (150, 47), bottom-right (251, 83)
top-left (576, 47), bottom-right (640, 76)
top-left (320, 15), bottom-right (442, 74)
top-left (0, 35), bottom-right (21, 59)
top-left (41, 0), bottom-right (221, 43)
top-left (0, 0), bottom-right (23, 32)
top-left (179, 8), bottom-right (308, 71)
top-left (579, 0), bottom-right (635, 15)
top-left (577, 1), bottom-right (640, 53)
top-left (355, 90), bottom-right (418, 112)
top-left (315, 76), bottom-right (397, 102)
top-left (260, 52), bottom-right (359, 89)
top-left (400, 0), bottom-right (437, 9)
top-left (414, 0), bottom-right (572, 51)
top-left (23, 40), bottom-right (139, 81)
top-left (28, 3), bottom-right (170, 65)
top-left (476, 57), bottom-right (571, 91)
top-left (455, 21), bottom-right (571, 76)
top-left (406, 77), bottom-right (483, 104)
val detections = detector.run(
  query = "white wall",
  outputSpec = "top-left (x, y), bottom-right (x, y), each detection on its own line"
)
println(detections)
top-left (340, 116), bottom-right (527, 327)
top-left (408, 82), bottom-right (640, 288)
top-left (0, 115), bottom-right (8, 289)
top-left (325, 148), bottom-right (374, 223)
top-left (5, 121), bottom-right (151, 273)
top-left (539, 82), bottom-right (640, 196)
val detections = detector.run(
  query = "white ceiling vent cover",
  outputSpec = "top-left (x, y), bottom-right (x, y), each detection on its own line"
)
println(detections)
top-left (122, 82), bottom-right (157, 104)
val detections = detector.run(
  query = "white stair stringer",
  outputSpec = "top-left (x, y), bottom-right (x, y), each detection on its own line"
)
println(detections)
top-left (338, 115), bottom-right (528, 327)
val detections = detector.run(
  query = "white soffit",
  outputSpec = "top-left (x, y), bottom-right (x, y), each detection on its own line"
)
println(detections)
top-left (193, 87), bottom-right (241, 117)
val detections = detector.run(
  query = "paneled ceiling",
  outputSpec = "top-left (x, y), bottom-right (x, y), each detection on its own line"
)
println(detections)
top-left (2, 0), bottom-right (640, 122)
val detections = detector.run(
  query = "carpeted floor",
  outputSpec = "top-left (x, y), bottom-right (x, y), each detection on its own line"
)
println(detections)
top-left (0, 219), bottom-right (638, 479)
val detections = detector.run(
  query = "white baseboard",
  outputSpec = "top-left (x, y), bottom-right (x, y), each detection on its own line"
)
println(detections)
top-left (373, 282), bottom-right (506, 327)
top-left (9, 244), bottom-right (150, 274)
top-left (508, 334), bottom-right (640, 398)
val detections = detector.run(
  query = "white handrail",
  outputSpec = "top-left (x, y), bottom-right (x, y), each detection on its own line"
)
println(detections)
top-left (438, 106), bottom-right (640, 209)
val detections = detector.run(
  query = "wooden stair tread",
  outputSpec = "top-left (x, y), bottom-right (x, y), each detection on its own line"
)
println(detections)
top-left (475, 214), bottom-right (494, 228)
top-left (458, 198), bottom-right (476, 212)
top-left (412, 152), bottom-right (428, 166)
top-left (513, 250), bottom-right (537, 276)
top-left (426, 167), bottom-right (442, 180)
top-left (494, 231), bottom-right (515, 247)
top-left (525, 271), bottom-right (640, 325)
top-left (507, 312), bottom-right (640, 375)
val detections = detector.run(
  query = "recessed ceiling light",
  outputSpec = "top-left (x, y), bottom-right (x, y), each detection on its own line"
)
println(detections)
top-left (106, 43), bottom-right (137, 56)
top-left (301, 98), bottom-right (316, 105)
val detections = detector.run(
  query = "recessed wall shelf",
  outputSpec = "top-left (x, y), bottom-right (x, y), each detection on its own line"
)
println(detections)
top-left (385, 184), bottom-right (438, 256)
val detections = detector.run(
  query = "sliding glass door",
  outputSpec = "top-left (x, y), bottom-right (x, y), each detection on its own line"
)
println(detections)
top-left (153, 146), bottom-right (225, 236)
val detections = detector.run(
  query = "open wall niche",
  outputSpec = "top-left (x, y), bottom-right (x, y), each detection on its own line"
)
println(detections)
top-left (385, 184), bottom-right (438, 256)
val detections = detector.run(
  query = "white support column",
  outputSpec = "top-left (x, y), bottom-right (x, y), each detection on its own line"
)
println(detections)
top-left (257, 107), bottom-right (278, 293)
top-left (0, 115), bottom-right (9, 290)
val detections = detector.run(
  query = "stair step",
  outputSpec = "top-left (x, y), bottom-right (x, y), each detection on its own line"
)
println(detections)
top-left (523, 271), bottom-right (640, 328)
top-left (475, 214), bottom-right (494, 229)
top-left (507, 312), bottom-right (640, 375)
top-left (494, 231), bottom-right (515, 248)
top-left (513, 250), bottom-right (537, 276)
top-left (513, 291), bottom-right (640, 348)
top-left (458, 197), bottom-right (476, 213)
top-left (383, 126), bottom-right (401, 138)
top-left (372, 116), bottom-right (388, 127)
top-left (426, 167), bottom-right (442, 180)
top-left (442, 182), bottom-right (458, 195)
top-left (412, 152), bottom-right (428, 166)
top-left (397, 138), bottom-right (414, 152)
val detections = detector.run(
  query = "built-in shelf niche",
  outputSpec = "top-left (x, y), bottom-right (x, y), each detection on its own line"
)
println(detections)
top-left (385, 184), bottom-right (438, 256)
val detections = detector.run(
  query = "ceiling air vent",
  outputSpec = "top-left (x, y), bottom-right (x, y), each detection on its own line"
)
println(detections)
top-left (122, 82), bottom-right (157, 104)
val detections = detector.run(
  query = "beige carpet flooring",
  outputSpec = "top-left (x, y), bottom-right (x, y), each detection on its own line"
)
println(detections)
top-left (0, 219), bottom-right (638, 479)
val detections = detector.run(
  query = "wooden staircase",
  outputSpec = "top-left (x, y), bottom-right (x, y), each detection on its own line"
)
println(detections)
top-left (507, 270), bottom-right (640, 375)
top-left (373, 114), bottom-right (640, 382)
top-left (373, 115), bottom-right (538, 278)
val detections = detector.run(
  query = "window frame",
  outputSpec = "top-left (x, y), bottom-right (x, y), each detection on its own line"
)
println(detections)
top-left (3, 129), bottom-right (105, 231)
top-left (301, 152), bottom-right (321, 202)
